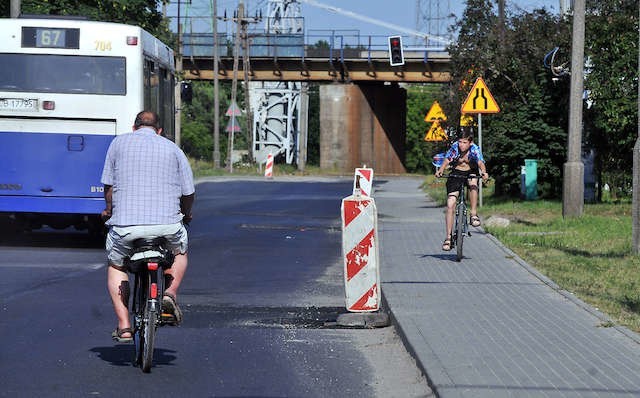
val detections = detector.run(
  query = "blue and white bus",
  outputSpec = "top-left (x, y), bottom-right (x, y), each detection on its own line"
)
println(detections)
top-left (0, 17), bottom-right (176, 233)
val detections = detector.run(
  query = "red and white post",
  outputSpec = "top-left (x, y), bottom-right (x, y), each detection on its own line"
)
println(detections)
top-left (353, 167), bottom-right (374, 197)
top-left (264, 153), bottom-right (274, 178)
top-left (341, 179), bottom-right (380, 312)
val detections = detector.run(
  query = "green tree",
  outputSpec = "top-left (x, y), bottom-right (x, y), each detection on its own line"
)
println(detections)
top-left (6, 0), bottom-right (172, 42)
top-left (584, 0), bottom-right (639, 200)
top-left (405, 84), bottom-right (449, 173)
top-left (445, 0), bottom-right (571, 198)
top-left (307, 83), bottom-right (321, 166)
top-left (181, 80), bottom-right (234, 163)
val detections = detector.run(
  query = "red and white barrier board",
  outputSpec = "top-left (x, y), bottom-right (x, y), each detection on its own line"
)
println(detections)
top-left (353, 168), bottom-right (374, 197)
top-left (264, 153), bottom-right (274, 178)
top-left (341, 193), bottom-right (380, 312)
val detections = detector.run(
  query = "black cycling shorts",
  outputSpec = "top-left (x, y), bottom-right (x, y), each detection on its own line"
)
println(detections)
top-left (446, 169), bottom-right (479, 195)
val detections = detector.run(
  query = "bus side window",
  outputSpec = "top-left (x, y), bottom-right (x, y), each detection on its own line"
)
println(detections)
top-left (159, 67), bottom-right (174, 141)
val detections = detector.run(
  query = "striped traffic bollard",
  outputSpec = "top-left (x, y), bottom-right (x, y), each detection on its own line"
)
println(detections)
top-left (264, 153), bottom-right (274, 178)
top-left (353, 167), bottom-right (374, 197)
top-left (341, 189), bottom-right (380, 312)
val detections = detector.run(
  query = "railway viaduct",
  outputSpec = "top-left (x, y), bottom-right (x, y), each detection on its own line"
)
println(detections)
top-left (181, 37), bottom-right (451, 174)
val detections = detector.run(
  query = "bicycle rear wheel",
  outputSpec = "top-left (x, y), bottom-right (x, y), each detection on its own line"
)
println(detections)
top-left (456, 203), bottom-right (465, 261)
top-left (132, 274), bottom-right (146, 367)
top-left (141, 305), bottom-right (157, 373)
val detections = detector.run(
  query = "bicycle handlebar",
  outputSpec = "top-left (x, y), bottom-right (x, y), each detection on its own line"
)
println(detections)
top-left (437, 173), bottom-right (482, 179)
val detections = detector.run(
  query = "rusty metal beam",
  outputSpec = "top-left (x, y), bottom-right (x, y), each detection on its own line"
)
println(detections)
top-left (182, 56), bottom-right (451, 83)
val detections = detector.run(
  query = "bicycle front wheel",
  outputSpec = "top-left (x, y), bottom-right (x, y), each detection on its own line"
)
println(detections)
top-left (456, 204), bottom-right (465, 261)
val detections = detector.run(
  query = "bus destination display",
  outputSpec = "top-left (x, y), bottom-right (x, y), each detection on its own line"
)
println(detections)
top-left (22, 27), bottom-right (80, 49)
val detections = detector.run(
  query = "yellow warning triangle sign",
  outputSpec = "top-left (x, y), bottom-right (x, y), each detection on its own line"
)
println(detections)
top-left (424, 100), bottom-right (447, 122)
top-left (460, 113), bottom-right (474, 127)
top-left (461, 77), bottom-right (500, 114)
top-left (424, 121), bottom-right (448, 142)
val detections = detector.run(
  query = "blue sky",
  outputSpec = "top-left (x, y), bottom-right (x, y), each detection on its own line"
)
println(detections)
top-left (169, 0), bottom-right (563, 41)
top-left (297, 0), bottom-right (561, 37)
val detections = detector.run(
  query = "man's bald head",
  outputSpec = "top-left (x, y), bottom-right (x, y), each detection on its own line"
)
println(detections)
top-left (133, 111), bottom-right (160, 130)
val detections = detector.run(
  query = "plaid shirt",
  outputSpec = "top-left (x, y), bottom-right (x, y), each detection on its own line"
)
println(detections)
top-left (101, 127), bottom-right (195, 226)
top-left (445, 142), bottom-right (485, 165)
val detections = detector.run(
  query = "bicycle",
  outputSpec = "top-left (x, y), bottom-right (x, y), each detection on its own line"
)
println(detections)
top-left (440, 173), bottom-right (481, 262)
top-left (125, 237), bottom-right (175, 373)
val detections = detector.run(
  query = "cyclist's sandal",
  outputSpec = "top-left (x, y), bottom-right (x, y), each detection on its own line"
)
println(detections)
top-left (162, 293), bottom-right (183, 325)
top-left (112, 327), bottom-right (133, 343)
top-left (470, 215), bottom-right (481, 227)
top-left (442, 236), bottom-right (452, 251)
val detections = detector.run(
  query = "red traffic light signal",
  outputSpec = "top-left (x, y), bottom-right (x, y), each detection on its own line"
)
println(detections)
top-left (388, 35), bottom-right (404, 66)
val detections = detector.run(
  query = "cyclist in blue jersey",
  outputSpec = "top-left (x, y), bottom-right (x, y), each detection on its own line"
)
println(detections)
top-left (435, 129), bottom-right (489, 251)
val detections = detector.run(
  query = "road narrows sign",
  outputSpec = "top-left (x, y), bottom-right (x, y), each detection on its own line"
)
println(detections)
top-left (461, 77), bottom-right (500, 114)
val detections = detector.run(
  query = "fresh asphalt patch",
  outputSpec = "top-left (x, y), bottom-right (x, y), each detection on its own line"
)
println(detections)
top-left (181, 304), bottom-right (390, 329)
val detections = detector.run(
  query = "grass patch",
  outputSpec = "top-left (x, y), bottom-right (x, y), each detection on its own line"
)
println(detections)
top-left (190, 158), bottom-right (326, 178)
top-left (422, 175), bottom-right (640, 332)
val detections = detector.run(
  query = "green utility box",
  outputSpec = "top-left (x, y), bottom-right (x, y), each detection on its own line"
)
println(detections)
top-left (523, 159), bottom-right (538, 200)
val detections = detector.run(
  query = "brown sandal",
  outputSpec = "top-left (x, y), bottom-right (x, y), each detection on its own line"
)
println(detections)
top-left (111, 327), bottom-right (133, 343)
top-left (470, 215), bottom-right (481, 227)
top-left (442, 237), bottom-right (452, 251)
top-left (162, 293), bottom-right (183, 325)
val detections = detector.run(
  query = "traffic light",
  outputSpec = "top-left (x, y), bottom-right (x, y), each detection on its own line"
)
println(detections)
top-left (388, 35), bottom-right (404, 66)
top-left (180, 81), bottom-right (193, 103)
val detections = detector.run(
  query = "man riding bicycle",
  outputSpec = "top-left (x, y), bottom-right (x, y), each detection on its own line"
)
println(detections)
top-left (435, 129), bottom-right (488, 251)
top-left (101, 110), bottom-right (195, 342)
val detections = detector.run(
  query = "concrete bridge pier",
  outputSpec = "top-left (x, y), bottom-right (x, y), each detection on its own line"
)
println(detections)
top-left (320, 83), bottom-right (407, 174)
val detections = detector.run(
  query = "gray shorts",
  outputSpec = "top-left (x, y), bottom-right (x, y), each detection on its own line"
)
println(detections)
top-left (106, 222), bottom-right (188, 267)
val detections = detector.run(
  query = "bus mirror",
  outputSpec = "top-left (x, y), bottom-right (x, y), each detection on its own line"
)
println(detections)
top-left (180, 81), bottom-right (193, 103)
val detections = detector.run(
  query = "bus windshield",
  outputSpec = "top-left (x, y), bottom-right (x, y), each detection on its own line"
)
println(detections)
top-left (0, 53), bottom-right (126, 95)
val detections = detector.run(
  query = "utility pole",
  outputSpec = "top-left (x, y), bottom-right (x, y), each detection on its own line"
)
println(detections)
top-left (241, 12), bottom-right (257, 164)
top-left (175, 0), bottom-right (183, 147)
top-left (298, 83), bottom-right (309, 172)
top-left (226, 1), bottom-right (261, 171)
top-left (10, 0), bottom-right (20, 17)
top-left (562, 0), bottom-right (585, 218)
top-left (227, 2), bottom-right (243, 173)
top-left (633, 5), bottom-right (640, 253)
top-left (213, 0), bottom-right (221, 169)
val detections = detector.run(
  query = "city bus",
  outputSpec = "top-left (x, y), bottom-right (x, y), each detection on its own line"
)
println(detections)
top-left (0, 17), bottom-right (176, 234)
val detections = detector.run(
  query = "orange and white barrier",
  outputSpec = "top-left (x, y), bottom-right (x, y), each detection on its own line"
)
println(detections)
top-left (353, 167), bottom-right (374, 197)
top-left (341, 190), bottom-right (380, 312)
top-left (264, 153), bottom-right (274, 178)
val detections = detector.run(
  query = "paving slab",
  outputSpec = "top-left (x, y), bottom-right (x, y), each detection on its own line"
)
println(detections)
top-left (375, 176), bottom-right (640, 398)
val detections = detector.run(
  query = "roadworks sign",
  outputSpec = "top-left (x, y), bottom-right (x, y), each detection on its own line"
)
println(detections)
top-left (424, 100), bottom-right (447, 122)
top-left (424, 121), bottom-right (448, 142)
top-left (460, 113), bottom-right (475, 127)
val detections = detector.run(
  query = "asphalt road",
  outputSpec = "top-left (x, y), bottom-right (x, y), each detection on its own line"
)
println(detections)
top-left (0, 177), bottom-right (431, 398)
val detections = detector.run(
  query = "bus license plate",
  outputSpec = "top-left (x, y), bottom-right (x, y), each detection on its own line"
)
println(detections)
top-left (0, 98), bottom-right (38, 112)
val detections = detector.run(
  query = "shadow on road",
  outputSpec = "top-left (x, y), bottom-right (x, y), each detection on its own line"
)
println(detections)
top-left (89, 345), bottom-right (177, 367)
top-left (0, 218), bottom-right (105, 249)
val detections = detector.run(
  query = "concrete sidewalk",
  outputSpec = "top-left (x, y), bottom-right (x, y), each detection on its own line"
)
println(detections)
top-left (376, 176), bottom-right (640, 398)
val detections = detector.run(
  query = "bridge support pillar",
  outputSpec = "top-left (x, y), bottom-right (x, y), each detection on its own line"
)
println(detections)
top-left (319, 83), bottom-right (406, 174)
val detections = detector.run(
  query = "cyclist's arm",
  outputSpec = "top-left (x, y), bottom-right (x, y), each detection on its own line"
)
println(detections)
top-left (102, 184), bottom-right (113, 221)
top-left (435, 158), bottom-right (451, 177)
top-left (477, 160), bottom-right (489, 181)
top-left (180, 193), bottom-right (195, 224)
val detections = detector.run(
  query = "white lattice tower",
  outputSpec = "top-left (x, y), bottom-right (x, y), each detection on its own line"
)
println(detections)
top-left (250, 0), bottom-right (304, 166)
top-left (415, 0), bottom-right (452, 44)
top-left (250, 81), bottom-right (302, 164)
top-left (265, 0), bottom-right (303, 34)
